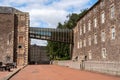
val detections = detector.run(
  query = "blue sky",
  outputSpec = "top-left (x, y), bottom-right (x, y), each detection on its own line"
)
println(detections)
top-left (0, 0), bottom-right (98, 46)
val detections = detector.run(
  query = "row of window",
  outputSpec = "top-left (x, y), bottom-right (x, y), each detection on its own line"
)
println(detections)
top-left (78, 27), bottom-right (115, 48)
top-left (88, 48), bottom-right (107, 60)
top-left (78, 4), bottom-right (115, 35)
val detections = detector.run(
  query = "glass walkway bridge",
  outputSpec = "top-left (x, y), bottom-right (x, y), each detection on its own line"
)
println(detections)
top-left (29, 27), bottom-right (73, 44)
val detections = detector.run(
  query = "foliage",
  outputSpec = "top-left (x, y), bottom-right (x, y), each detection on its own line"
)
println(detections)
top-left (47, 9), bottom-right (88, 60)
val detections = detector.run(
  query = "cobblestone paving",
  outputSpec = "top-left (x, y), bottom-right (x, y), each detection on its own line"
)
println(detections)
top-left (10, 65), bottom-right (120, 80)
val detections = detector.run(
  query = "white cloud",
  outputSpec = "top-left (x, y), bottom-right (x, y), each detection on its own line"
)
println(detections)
top-left (30, 8), bottom-right (67, 28)
top-left (0, 0), bottom-right (97, 46)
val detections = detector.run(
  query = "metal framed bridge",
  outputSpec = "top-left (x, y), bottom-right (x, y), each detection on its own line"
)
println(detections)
top-left (29, 27), bottom-right (73, 44)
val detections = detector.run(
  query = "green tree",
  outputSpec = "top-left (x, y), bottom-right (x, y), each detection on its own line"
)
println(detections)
top-left (47, 9), bottom-right (88, 60)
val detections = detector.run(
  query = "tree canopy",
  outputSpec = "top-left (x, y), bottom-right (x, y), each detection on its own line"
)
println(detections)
top-left (47, 9), bottom-right (88, 60)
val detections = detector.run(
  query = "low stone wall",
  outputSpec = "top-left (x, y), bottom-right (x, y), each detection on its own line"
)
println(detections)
top-left (84, 61), bottom-right (120, 76)
top-left (53, 60), bottom-right (81, 69)
top-left (53, 60), bottom-right (120, 76)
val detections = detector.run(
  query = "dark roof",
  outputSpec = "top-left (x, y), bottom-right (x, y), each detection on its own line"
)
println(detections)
top-left (0, 6), bottom-right (22, 14)
top-left (77, 0), bottom-right (100, 22)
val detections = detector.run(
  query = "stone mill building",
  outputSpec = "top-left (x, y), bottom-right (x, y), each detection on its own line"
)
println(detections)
top-left (0, 7), bottom-right (29, 66)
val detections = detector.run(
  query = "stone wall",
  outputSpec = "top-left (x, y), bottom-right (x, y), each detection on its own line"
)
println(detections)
top-left (72, 0), bottom-right (120, 76)
top-left (16, 13), bottom-right (29, 66)
top-left (0, 13), bottom-right (14, 63)
top-left (0, 7), bottom-right (29, 66)
top-left (73, 0), bottom-right (120, 61)
top-left (54, 60), bottom-right (120, 76)
top-left (84, 61), bottom-right (120, 76)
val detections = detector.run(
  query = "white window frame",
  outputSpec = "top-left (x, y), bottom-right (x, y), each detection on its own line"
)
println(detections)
top-left (111, 27), bottom-right (116, 40)
top-left (88, 50), bottom-right (92, 59)
top-left (110, 5), bottom-right (115, 19)
top-left (80, 40), bottom-right (82, 48)
top-left (80, 27), bottom-right (82, 35)
top-left (101, 30), bottom-right (106, 42)
top-left (77, 42), bottom-right (80, 49)
top-left (83, 24), bottom-right (86, 33)
top-left (102, 48), bottom-right (107, 58)
top-left (101, 12), bottom-right (105, 23)
top-left (88, 36), bottom-right (91, 46)
top-left (94, 18), bottom-right (97, 28)
top-left (100, 0), bottom-right (104, 8)
top-left (88, 20), bottom-right (91, 31)
top-left (94, 33), bottom-right (97, 44)
top-left (83, 39), bottom-right (86, 47)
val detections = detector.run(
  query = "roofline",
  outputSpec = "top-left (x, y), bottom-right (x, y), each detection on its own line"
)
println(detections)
top-left (77, 0), bottom-right (100, 22)
top-left (0, 6), bottom-right (23, 13)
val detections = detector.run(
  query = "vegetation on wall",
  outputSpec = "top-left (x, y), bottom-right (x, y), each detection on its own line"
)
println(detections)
top-left (47, 9), bottom-right (88, 60)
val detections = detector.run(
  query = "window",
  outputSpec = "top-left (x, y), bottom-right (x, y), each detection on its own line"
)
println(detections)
top-left (88, 36), bottom-right (91, 46)
top-left (80, 27), bottom-right (82, 35)
top-left (102, 48), bottom-right (107, 58)
top-left (77, 24), bottom-right (79, 32)
top-left (94, 18), bottom-right (97, 28)
top-left (19, 36), bottom-right (24, 43)
top-left (101, 12), bottom-right (105, 23)
top-left (83, 24), bottom-right (86, 33)
top-left (7, 33), bottom-right (12, 45)
top-left (77, 42), bottom-right (80, 49)
top-left (88, 50), bottom-right (92, 59)
top-left (101, 30), bottom-right (106, 42)
top-left (100, 0), bottom-right (104, 8)
top-left (19, 27), bottom-right (25, 32)
top-left (110, 0), bottom-right (114, 3)
top-left (111, 27), bottom-right (115, 40)
top-left (110, 5), bottom-right (115, 19)
top-left (88, 20), bottom-right (91, 31)
top-left (94, 34), bottom-right (97, 44)
top-left (20, 15), bottom-right (25, 20)
top-left (80, 40), bottom-right (82, 48)
top-left (94, 7), bottom-right (96, 13)
top-left (83, 39), bottom-right (86, 47)
top-left (19, 48), bottom-right (24, 54)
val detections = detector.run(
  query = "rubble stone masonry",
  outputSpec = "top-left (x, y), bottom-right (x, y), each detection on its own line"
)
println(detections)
top-left (73, 0), bottom-right (120, 62)
top-left (72, 0), bottom-right (120, 75)
top-left (0, 7), bottom-right (29, 66)
top-left (0, 13), bottom-right (14, 63)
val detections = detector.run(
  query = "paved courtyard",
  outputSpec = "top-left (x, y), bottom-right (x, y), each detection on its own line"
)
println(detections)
top-left (0, 66), bottom-right (21, 80)
top-left (10, 65), bottom-right (120, 80)
top-left (0, 71), bottom-right (10, 79)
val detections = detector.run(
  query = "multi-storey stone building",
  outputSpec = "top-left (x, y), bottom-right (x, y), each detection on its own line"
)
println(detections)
top-left (30, 45), bottom-right (50, 64)
top-left (73, 0), bottom-right (120, 75)
top-left (0, 7), bottom-right (29, 66)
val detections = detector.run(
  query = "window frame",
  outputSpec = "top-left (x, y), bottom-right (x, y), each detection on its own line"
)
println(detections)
top-left (111, 26), bottom-right (116, 40)
top-left (94, 33), bottom-right (97, 44)
top-left (101, 11), bottom-right (105, 24)
top-left (110, 4), bottom-right (115, 19)
top-left (88, 36), bottom-right (91, 46)
top-left (101, 30), bottom-right (106, 42)
top-left (102, 48), bottom-right (107, 58)
top-left (88, 20), bottom-right (91, 31)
